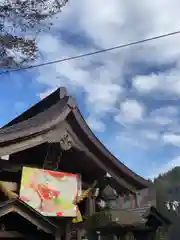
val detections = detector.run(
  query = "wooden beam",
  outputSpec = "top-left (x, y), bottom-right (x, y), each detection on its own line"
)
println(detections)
top-left (0, 124), bottom-right (72, 159)
top-left (55, 229), bottom-right (63, 240)
top-left (0, 231), bottom-right (24, 238)
top-left (0, 134), bottom-right (46, 157)
top-left (0, 205), bottom-right (14, 217)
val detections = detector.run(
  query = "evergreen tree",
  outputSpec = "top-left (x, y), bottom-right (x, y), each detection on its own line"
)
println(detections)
top-left (154, 167), bottom-right (180, 239)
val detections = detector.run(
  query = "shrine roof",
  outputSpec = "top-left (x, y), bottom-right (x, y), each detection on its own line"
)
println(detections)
top-left (0, 198), bottom-right (58, 234)
top-left (0, 87), bottom-right (150, 190)
top-left (86, 206), bottom-right (171, 230)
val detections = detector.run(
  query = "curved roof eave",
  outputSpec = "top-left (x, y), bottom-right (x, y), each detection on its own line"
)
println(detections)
top-left (0, 95), bottom-right (71, 146)
top-left (0, 87), bottom-right (150, 189)
top-left (69, 106), bottom-right (150, 189)
top-left (4, 87), bottom-right (68, 128)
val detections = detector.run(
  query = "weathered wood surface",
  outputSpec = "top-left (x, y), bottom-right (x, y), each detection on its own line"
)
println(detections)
top-left (0, 231), bottom-right (24, 238)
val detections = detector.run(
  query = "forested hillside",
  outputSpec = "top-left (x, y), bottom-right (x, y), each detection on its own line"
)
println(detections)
top-left (154, 166), bottom-right (180, 239)
top-left (155, 166), bottom-right (180, 222)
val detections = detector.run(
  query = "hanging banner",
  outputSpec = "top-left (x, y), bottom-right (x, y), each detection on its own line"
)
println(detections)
top-left (20, 167), bottom-right (81, 217)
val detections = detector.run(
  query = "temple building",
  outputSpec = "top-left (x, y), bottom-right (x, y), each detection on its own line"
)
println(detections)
top-left (0, 87), bottom-right (170, 239)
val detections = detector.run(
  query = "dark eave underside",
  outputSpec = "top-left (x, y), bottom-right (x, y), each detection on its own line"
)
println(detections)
top-left (0, 87), bottom-right (150, 189)
top-left (0, 199), bottom-right (58, 234)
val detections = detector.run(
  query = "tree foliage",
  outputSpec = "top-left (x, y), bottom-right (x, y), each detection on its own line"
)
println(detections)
top-left (154, 167), bottom-right (180, 240)
top-left (0, 0), bottom-right (68, 68)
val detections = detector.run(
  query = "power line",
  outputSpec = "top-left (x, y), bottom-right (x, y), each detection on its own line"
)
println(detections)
top-left (1, 30), bottom-right (180, 76)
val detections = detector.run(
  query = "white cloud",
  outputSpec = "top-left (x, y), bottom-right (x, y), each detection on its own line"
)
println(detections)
top-left (36, 0), bottom-right (180, 122)
top-left (86, 117), bottom-right (105, 132)
top-left (149, 106), bottom-right (178, 126)
top-left (116, 133), bottom-right (147, 149)
top-left (162, 133), bottom-right (180, 147)
top-left (150, 106), bottom-right (178, 118)
top-left (114, 103), bottom-right (180, 150)
top-left (141, 130), bottom-right (159, 141)
top-left (31, 0), bottom-right (180, 170)
top-left (115, 99), bottom-right (145, 123)
top-left (38, 35), bottom-right (61, 55)
top-left (37, 31), bottom-right (124, 126)
top-left (132, 74), bottom-right (162, 94)
top-left (39, 88), bottom-right (58, 100)
top-left (132, 67), bottom-right (180, 97)
top-left (153, 116), bottom-right (173, 126)
top-left (86, 82), bottom-right (122, 116)
top-left (115, 128), bottom-right (160, 150)
top-left (151, 156), bottom-right (180, 179)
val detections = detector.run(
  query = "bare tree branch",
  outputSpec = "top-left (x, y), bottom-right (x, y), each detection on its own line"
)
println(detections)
top-left (0, 0), bottom-right (68, 68)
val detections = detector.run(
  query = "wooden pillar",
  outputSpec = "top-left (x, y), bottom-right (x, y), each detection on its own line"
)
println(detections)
top-left (146, 231), bottom-right (156, 240)
top-left (123, 232), bottom-right (135, 240)
top-left (77, 229), bottom-right (83, 240)
top-left (92, 195), bottom-right (96, 214)
top-left (64, 222), bottom-right (72, 240)
top-left (55, 229), bottom-right (62, 240)
top-left (113, 236), bottom-right (118, 240)
top-left (87, 191), bottom-right (95, 217)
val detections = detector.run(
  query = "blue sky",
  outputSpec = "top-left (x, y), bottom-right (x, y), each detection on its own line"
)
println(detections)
top-left (1, 0), bottom-right (180, 178)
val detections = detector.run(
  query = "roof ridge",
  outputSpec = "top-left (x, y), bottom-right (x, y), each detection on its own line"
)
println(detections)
top-left (3, 87), bottom-right (69, 128)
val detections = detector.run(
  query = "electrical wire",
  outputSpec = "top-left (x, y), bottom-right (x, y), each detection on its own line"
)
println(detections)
top-left (1, 30), bottom-right (180, 76)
